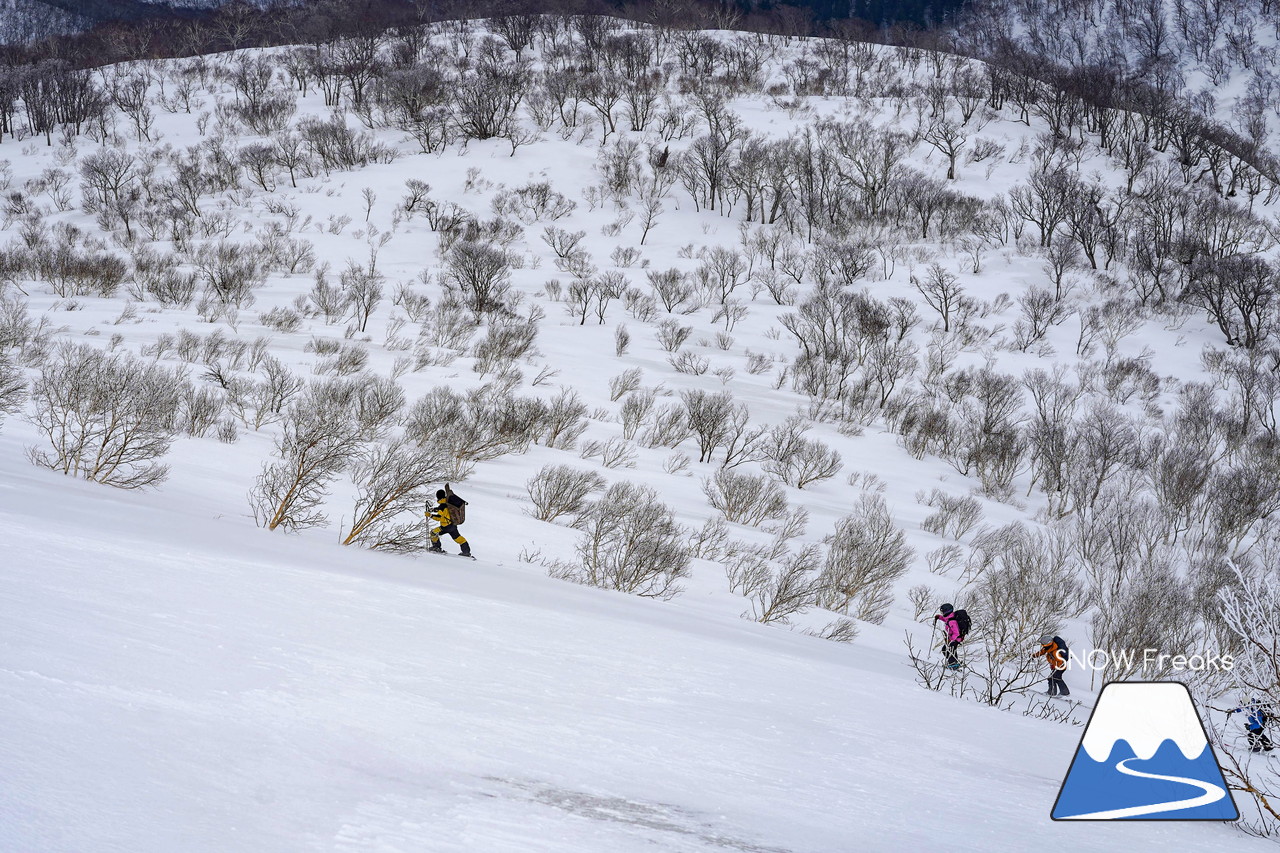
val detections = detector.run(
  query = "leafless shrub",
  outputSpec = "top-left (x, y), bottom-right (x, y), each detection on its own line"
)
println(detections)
top-left (133, 247), bottom-right (197, 307)
top-left (918, 488), bottom-right (984, 539)
top-left (305, 336), bottom-right (341, 356)
top-left (639, 402), bottom-right (692, 449)
top-left (28, 343), bottom-right (186, 489)
top-left (614, 324), bottom-right (630, 356)
top-left (927, 544), bottom-right (964, 576)
top-left (315, 344), bottom-right (369, 377)
top-left (908, 584), bottom-right (938, 621)
top-left (749, 544), bottom-right (824, 625)
top-left (549, 481), bottom-right (690, 599)
top-left (804, 618), bottom-right (859, 643)
top-left (539, 387), bottom-right (589, 450)
top-left (215, 416), bottom-right (239, 443)
top-left (961, 523), bottom-right (1086, 705)
top-left (194, 241), bottom-right (265, 309)
top-left (648, 267), bottom-right (694, 313)
top-left (308, 267), bottom-right (349, 324)
top-left (911, 263), bottom-right (965, 332)
top-left (609, 367), bottom-right (643, 403)
top-left (1011, 285), bottom-right (1072, 352)
top-left (249, 381), bottom-right (363, 531)
top-left (259, 306), bottom-right (302, 333)
top-left (526, 464), bottom-right (605, 523)
top-left (681, 389), bottom-right (738, 464)
top-left (342, 437), bottom-right (451, 551)
top-left (421, 294), bottom-right (477, 352)
top-left (541, 226), bottom-right (586, 259)
top-left (405, 385), bottom-right (543, 470)
top-left (580, 436), bottom-right (637, 469)
top-left (179, 384), bottom-right (224, 438)
top-left (817, 494), bottom-right (914, 623)
top-left (618, 388), bottom-right (655, 440)
top-left (762, 417), bottom-right (843, 489)
top-left (0, 351), bottom-right (26, 430)
top-left (492, 181), bottom-right (576, 223)
top-left (214, 355), bottom-right (302, 430)
top-left (703, 468), bottom-right (787, 526)
top-left (670, 350), bottom-right (709, 375)
top-left (442, 241), bottom-right (514, 319)
top-left (724, 546), bottom-right (773, 597)
top-left (31, 235), bottom-right (127, 298)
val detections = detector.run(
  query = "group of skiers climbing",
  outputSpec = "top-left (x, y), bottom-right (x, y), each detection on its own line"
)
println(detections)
top-left (936, 607), bottom-right (1274, 751)
top-left (432, 496), bottom-right (1276, 751)
top-left (934, 604), bottom-right (1070, 697)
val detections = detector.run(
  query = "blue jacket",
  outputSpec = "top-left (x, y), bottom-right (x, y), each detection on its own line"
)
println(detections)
top-left (1231, 707), bottom-right (1270, 731)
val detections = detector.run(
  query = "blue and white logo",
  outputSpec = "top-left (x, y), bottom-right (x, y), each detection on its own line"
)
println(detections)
top-left (1052, 681), bottom-right (1238, 821)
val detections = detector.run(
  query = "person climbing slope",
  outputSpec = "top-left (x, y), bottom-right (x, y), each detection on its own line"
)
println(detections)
top-left (1229, 700), bottom-right (1274, 752)
top-left (427, 485), bottom-right (473, 559)
top-left (1033, 635), bottom-right (1070, 697)
top-left (934, 603), bottom-right (968, 670)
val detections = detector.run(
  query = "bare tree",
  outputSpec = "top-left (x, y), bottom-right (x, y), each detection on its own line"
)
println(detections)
top-left (249, 380), bottom-right (364, 531)
top-left (817, 494), bottom-right (914, 623)
top-left (762, 417), bottom-right (843, 489)
top-left (911, 263), bottom-right (965, 333)
top-left (442, 241), bottom-right (513, 320)
top-left (526, 464), bottom-right (605, 523)
top-left (28, 343), bottom-right (186, 489)
top-left (343, 436), bottom-right (451, 550)
top-left (703, 468), bottom-right (787, 526)
top-left (549, 481), bottom-right (689, 599)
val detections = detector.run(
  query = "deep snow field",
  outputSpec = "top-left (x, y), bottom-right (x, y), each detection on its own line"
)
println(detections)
top-left (0, 437), bottom-right (1259, 852)
top-left (0, 17), bottom-right (1275, 851)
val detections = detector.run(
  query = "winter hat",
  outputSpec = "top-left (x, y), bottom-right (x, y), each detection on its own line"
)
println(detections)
top-left (1039, 634), bottom-right (1054, 645)
top-left (436, 489), bottom-right (447, 500)
top-left (938, 603), bottom-right (954, 616)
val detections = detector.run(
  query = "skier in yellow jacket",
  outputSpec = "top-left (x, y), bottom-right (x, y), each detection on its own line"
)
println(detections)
top-left (427, 489), bottom-right (471, 557)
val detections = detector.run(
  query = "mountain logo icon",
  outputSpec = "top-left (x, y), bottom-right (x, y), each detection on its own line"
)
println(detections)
top-left (1052, 681), bottom-right (1239, 821)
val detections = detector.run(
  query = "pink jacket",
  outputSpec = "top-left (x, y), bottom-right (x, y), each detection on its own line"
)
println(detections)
top-left (939, 613), bottom-right (961, 643)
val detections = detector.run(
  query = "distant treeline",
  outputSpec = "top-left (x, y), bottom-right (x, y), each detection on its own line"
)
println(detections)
top-left (3, 0), bottom-right (965, 59)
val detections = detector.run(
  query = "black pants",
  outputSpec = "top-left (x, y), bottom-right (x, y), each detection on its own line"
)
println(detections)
top-left (1048, 669), bottom-right (1069, 696)
top-left (430, 523), bottom-right (470, 554)
top-left (942, 641), bottom-right (960, 667)
top-left (1248, 729), bottom-right (1273, 751)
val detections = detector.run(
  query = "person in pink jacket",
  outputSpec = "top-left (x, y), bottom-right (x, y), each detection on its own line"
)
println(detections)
top-left (935, 603), bottom-right (963, 670)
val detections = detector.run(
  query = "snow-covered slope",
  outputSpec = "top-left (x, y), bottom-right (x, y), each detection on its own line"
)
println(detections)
top-left (0, 449), bottom-right (1254, 852)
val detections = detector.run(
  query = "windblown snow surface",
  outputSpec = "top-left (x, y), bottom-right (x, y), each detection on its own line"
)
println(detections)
top-left (0, 451), bottom-right (1256, 852)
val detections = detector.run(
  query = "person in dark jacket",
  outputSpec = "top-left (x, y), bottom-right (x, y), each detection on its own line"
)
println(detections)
top-left (1230, 701), bottom-right (1273, 752)
top-left (1033, 635), bottom-right (1070, 697)
top-left (935, 603), bottom-right (962, 670)
top-left (427, 489), bottom-right (471, 557)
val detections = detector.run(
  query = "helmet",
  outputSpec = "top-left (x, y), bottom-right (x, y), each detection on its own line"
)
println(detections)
top-left (1038, 634), bottom-right (1054, 645)
top-left (436, 489), bottom-right (447, 500)
top-left (938, 603), bottom-right (954, 616)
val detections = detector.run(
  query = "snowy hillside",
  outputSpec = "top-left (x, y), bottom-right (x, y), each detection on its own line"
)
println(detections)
top-left (1, 13), bottom-right (1279, 844)
top-left (0, 434), bottom-right (1255, 852)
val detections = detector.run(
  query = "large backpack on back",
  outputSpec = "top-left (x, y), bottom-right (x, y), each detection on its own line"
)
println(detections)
top-left (953, 609), bottom-right (971, 641)
top-left (444, 483), bottom-right (467, 525)
top-left (1052, 635), bottom-right (1069, 666)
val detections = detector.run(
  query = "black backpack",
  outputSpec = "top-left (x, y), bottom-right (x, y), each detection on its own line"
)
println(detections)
top-left (444, 483), bottom-right (467, 525)
top-left (953, 609), bottom-right (971, 640)
top-left (1052, 636), bottom-right (1069, 665)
